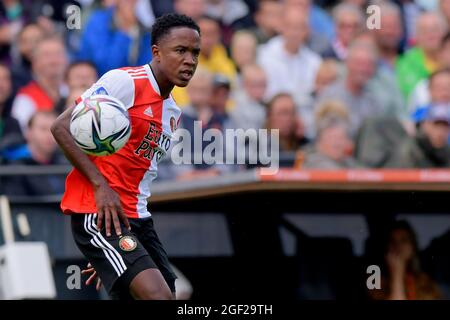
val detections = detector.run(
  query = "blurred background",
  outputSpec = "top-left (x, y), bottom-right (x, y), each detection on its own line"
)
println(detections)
top-left (1, 0), bottom-right (450, 300)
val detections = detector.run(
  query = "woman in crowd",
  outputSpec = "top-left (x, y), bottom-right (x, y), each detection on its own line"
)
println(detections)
top-left (369, 220), bottom-right (442, 300)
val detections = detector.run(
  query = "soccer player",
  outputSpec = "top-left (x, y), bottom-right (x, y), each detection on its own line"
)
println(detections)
top-left (51, 14), bottom-right (201, 300)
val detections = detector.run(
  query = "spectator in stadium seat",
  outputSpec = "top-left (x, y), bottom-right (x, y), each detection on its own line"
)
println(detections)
top-left (230, 30), bottom-right (257, 75)
top-left (315, 41), bottom-right (382, 136)
top-left (303, 119), bottom-right (359, 169)
top-left (396, 12), bottom-right (448, 101)
top-left (247, 0), bottom-right (283, 44)
top-left (11, 36), bottom-right (68, 132)
top-left (205, 0), bottom-right (253, 45)
top-left (81, 0), bottom-right (157, 27)
top-left (56, 87), bottom-right (84, 113)
top-left (257, 8), bottom-right (322, 102)
top-left (2, 110), bottom-right (67, 196)
top-left (311, 60), bottom-right (340, 98)
top-left (265, 93), bottom-right (308, 152)
top-left (0, 0), bottom-right (34, 65)
top-left (65, 60), bottom-right (98, 92)
top-left (392, 0), bottom-right (425, 48)
top-left (321, 3), bottom-right (365, 61)
top-left (300, 58), bottom-right (339, 139)
top-left (368, 220), bottom-right (442, 300)
top-left (173, 0), bottom-right (206, 22)
top-left (409, 35), bottom-right (450, 113)
top-left (230, 64), bottom-right (267, 131)
top-left (196, 16), bottom-right (236, 82)
top-left (76, 0), bottom-right (151, 76)
top-left (53, 61), bottom-right (98, 114)
top-left (10, 23), bottom-right (45, 91)
top-left (410, 69), bottom-right (450, 123)
top-left (302, 101), bottom-right (360, 169)
top-left (356, 31), bottom-right (407, 120)
top-left (171, 68), bottom-right (236, 180)
top-left (210, 74), bottom-right (235, 124)
top-left (353, 115), bottom-right (409, 168)
top-left (285, 0), bottom-right (335, 42)
top-left (0, 64), bottom-right (24, 163)
top-left (386, 104), bottom-right (450, 168)
top-left (172, 15), bottom-right (236, 107)
top-left (281, 0), bottom-right (330, 57)
top-left (373, 2), bottom-right (404, 75)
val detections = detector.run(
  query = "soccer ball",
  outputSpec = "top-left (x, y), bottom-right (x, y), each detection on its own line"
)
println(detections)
top-left (70, 94), bottom-right (131, 156)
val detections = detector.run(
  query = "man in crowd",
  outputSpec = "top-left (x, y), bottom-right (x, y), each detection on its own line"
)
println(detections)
top-left (257, 8), bottom-right (322, 102)
top-left (230, 64), bottom-right (267, 131)
top-left (77, 0), bottom-right (151, 76)
top-left (316, 41), bottom-right (382, 136)
top-left (387, 104), bottom-right (450, 168)
top-left (2, 111), bottom-right (66, 196)
top-left (0, 64), bottom-right (23, 163)
top-left (11, 36), bottom-right (68, 132)
top-left (396, 12), bottom-right (448, 101)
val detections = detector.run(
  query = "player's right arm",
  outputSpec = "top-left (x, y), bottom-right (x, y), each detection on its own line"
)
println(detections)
top-left (51, 106), bottom-right (130, 236)
top-left (51, 69), bottom-right (134, 236)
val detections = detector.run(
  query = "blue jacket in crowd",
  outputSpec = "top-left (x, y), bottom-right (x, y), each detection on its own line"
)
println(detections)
top-left (77, 7), bottom-right (152, 76)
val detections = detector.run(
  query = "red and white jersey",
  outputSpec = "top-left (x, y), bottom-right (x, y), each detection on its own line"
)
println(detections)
top-left (61, 64), bottom-right (181, 218)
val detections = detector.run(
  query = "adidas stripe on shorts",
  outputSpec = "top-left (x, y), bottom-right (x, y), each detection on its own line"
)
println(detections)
top-left (71, 213), bottom-right (177, 299)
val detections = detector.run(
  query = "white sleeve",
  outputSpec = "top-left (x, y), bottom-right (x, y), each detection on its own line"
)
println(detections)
top-left (79, 69), bottom-right (135, 109)
top-left (11, 94), bottom-right (37, 133)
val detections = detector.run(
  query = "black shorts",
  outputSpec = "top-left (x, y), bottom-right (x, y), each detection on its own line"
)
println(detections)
top-left (71, 213), bottom-right (177, 299)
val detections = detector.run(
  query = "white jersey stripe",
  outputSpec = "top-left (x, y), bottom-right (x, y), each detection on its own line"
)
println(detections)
top-left (144, 64), bottom-right (161, 96)
top-left (91, 238), bottom-right (122, 276)
top-left (127, 68), bottom-right (145, 73)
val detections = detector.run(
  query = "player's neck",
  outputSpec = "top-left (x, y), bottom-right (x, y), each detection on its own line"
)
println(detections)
top-left (149, 62), bottom-right (174, 99)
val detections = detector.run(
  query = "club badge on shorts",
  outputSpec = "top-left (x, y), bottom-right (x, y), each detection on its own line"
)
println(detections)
top-left (119, 236), bottom-right (137, 252)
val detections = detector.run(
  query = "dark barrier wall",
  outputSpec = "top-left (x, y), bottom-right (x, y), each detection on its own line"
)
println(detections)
top-left (3, 168), bottom-right (450, 300)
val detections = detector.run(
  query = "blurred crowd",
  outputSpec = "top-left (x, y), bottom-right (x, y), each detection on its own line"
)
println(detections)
top-left (1, 0), bottom-right (450, 194)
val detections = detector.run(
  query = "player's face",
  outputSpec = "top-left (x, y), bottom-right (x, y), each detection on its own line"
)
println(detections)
top-left (156, 27), bottom-right (201, 87)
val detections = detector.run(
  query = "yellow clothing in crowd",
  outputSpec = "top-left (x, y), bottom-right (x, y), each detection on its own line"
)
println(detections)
top-left (172, 44), bottom-right (237, 107)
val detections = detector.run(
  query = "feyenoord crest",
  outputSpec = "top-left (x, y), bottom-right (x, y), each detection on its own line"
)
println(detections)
top-left (119, 236), bottom-right (137, 252)
top-left (170, 116), bottom-right (177, 132)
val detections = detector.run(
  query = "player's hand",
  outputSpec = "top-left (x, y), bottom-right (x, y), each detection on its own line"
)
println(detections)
top-left (94, 182), bottom-right (130, 237)
top-left (81, 263), bottom-right (102, 291)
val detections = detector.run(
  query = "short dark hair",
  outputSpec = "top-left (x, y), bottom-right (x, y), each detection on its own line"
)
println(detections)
top-left (28, 110), bottom-right (57, 129)
top-left (151, 13), bottom-right (200, 46)
top-left (65, 60), bottom-right (98, 81)
top-left (266, 93), bottom-right (296, 115)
